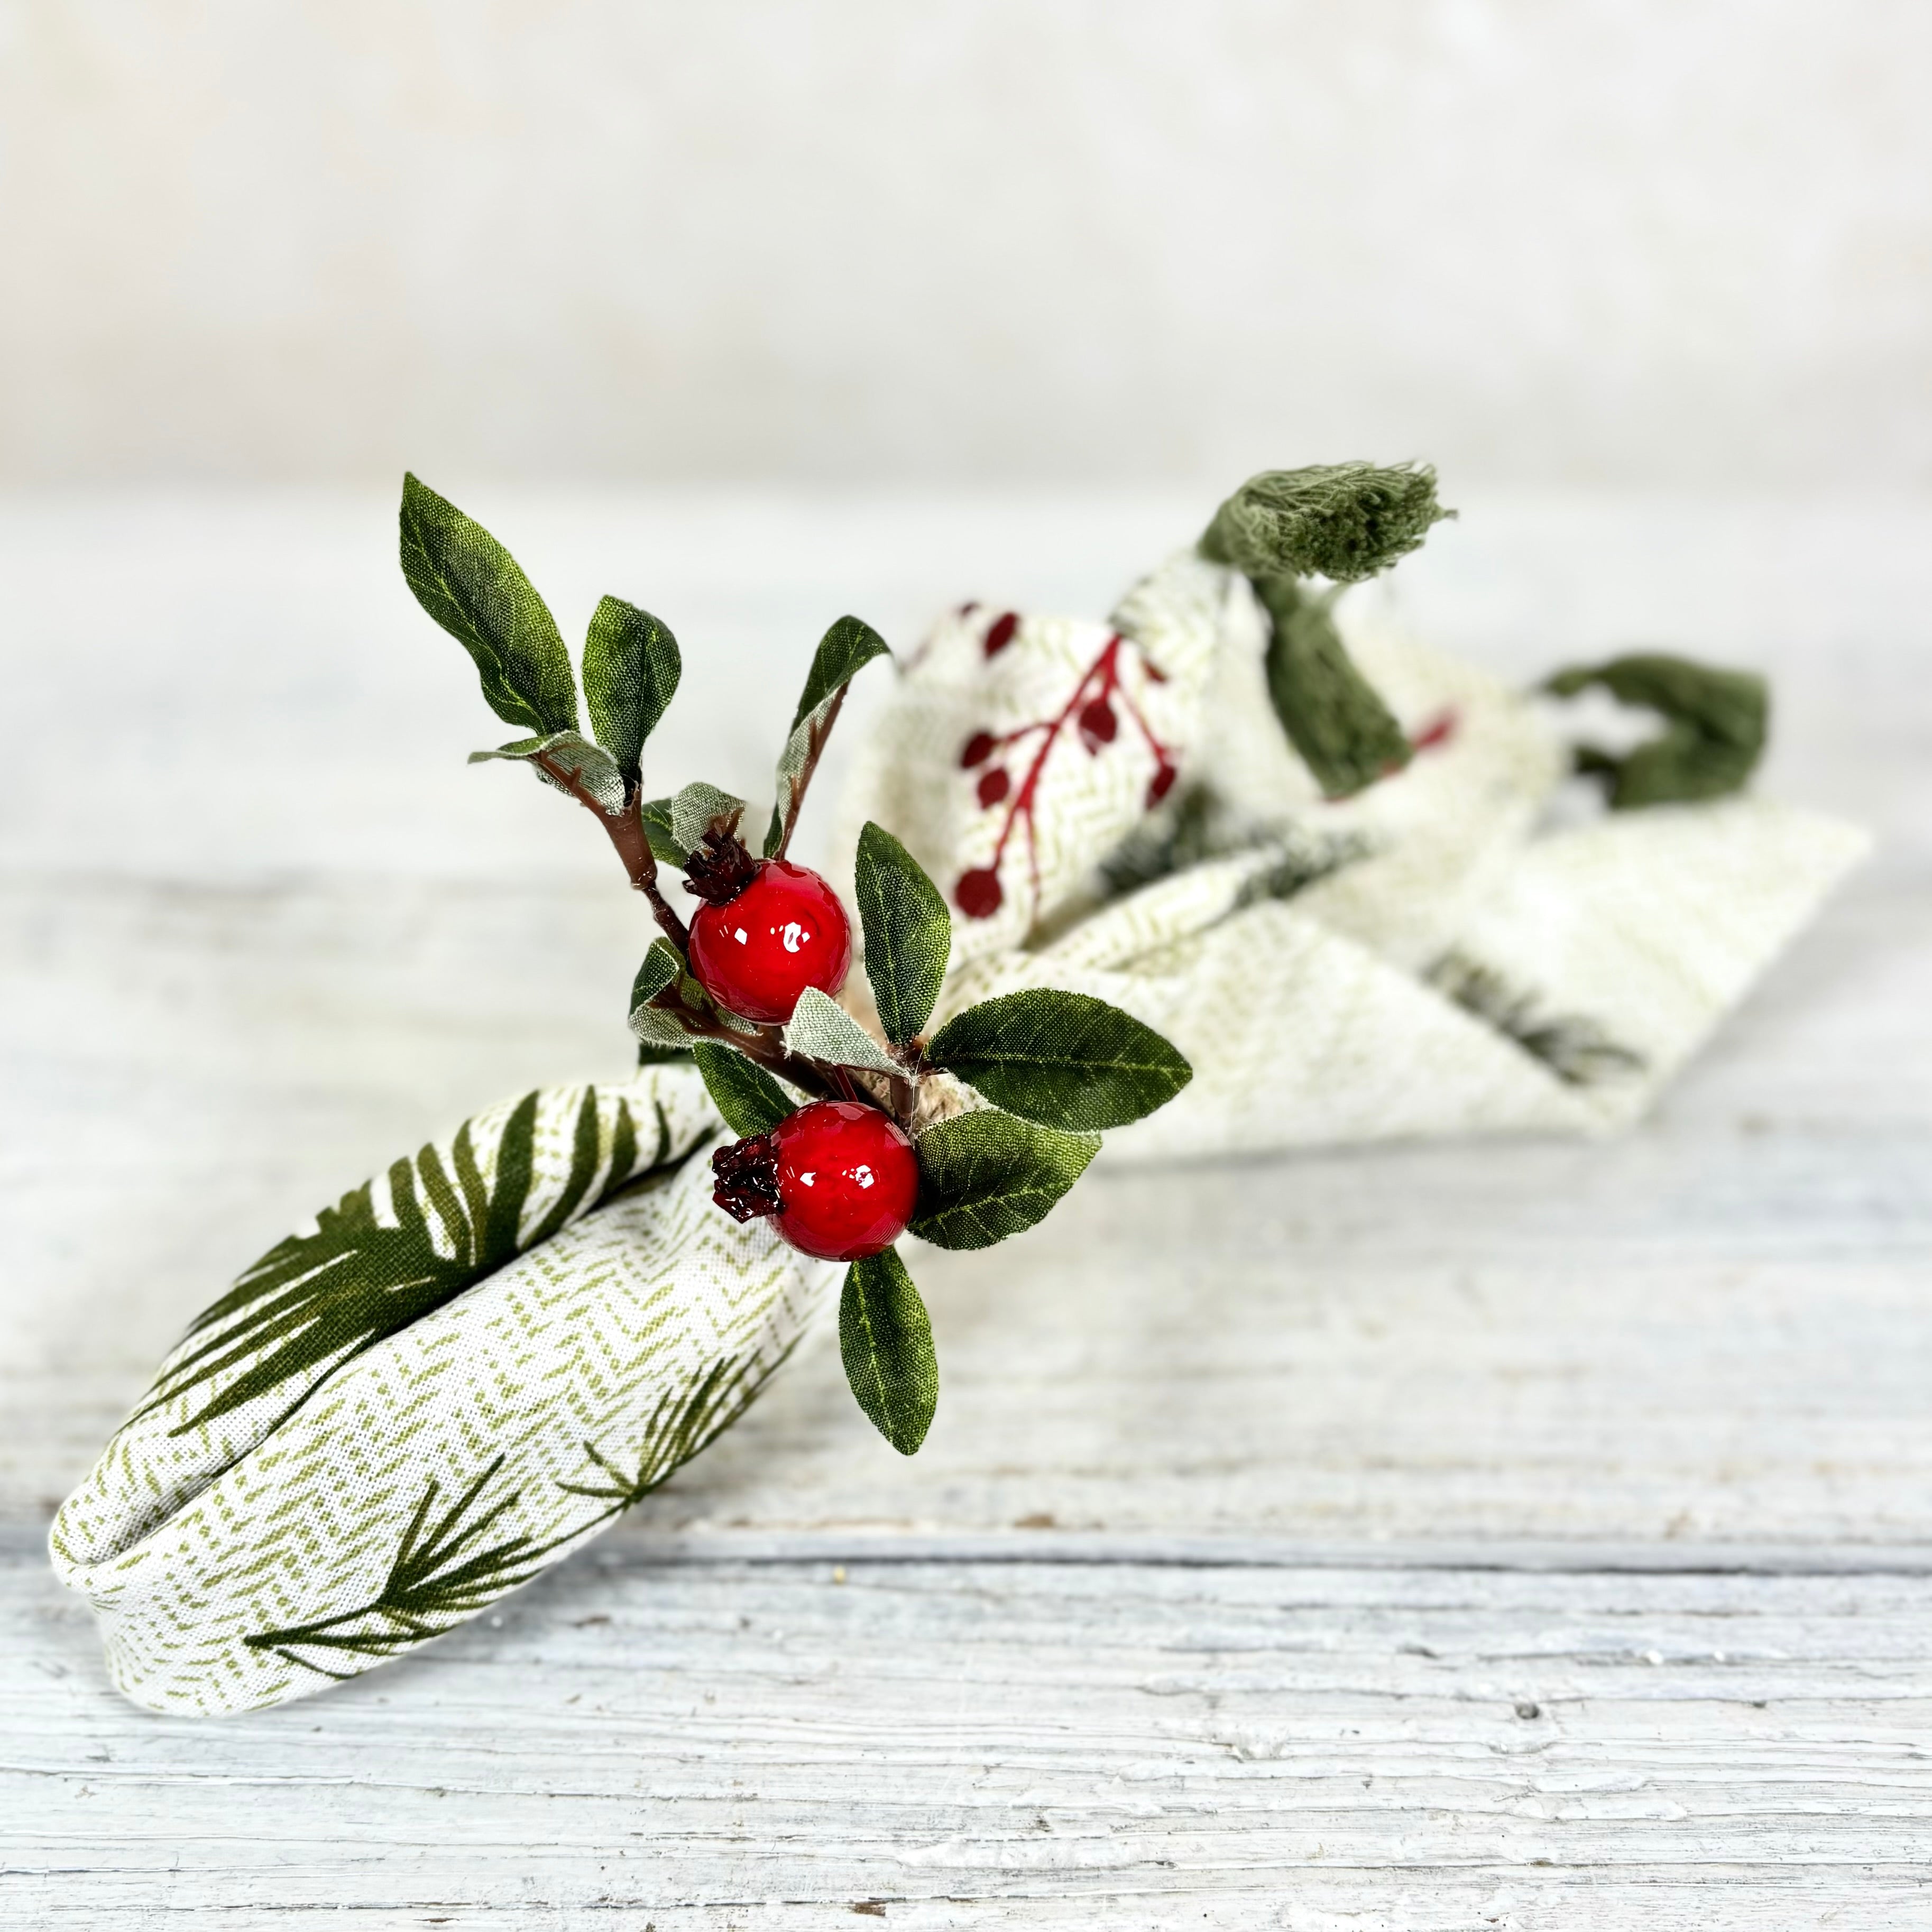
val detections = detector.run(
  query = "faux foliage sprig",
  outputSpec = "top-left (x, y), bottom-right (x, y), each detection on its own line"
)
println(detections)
top-left (400, 476), bottom-right (1194, 1457)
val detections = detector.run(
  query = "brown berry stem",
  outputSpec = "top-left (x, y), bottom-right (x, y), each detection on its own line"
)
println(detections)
top-left (535, 751), bottom-right (691, 953)
top-left (771, 683), bottom-right (848, 862)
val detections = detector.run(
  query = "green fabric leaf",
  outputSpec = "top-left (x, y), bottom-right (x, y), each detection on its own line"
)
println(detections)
top-left (1545, 653), bottom-right (1769, 809)
top-left (468, 730), bottom-right (628, 813)
top-left (399, 474), bottom-right (579, 736)
top-left (1199, 463), bottom-right (1451, 585)
top-left (631, 1006), bottom-right (695, 1052)
top-left (909, 1110), bottom-right (1099, 1250)
top-left (629, 940), bottom-right (695, 1052)
top-left (854, 821), bottom-right (951, 1045)
top-left (582, 597), bottom-right (681, 784)
top-left (764, 616), bottom-right (891, 857)
top-left (630, 939), bottom-right (684, 1010)
top-left (1253, 578), bottom-right (1411, 798)
top-left (690, 1040), bottom-right (798, 1137)
top-left (670, 780), bottom-right (748, 858)
top-left (926, 988), bottom-right (1193, 1131)
top-left (781, 987), bottom-right (902, 1077)
top-left (638, 796), bottom-right (686, 863)
top-left (839, 1247), bottom-right (937, 1455)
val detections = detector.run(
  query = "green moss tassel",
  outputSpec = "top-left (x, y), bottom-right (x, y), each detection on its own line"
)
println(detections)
top-left (1199, 462), bottom-right (1452, 583)
top-left (1253, 575), bottom-right (1412, 798)
top-left (1545, 653), bottom-right (1769, 810)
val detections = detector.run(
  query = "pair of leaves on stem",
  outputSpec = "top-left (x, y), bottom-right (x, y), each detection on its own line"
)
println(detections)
top-left (632, 823), bottom-right (1192, 1456)
top-left (400, 474), bottom-right (680, 812)
top-left (632, 619), bottom-right (894, 868)
top-left (401, 474), bottom-right (890, 859)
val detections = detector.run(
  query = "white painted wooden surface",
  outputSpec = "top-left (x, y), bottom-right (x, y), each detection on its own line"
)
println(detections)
top-left (3, 493), bottom-right (1929, 1925)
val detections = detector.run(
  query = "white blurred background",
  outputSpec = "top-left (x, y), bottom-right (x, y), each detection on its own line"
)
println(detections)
top-left (3, 0), bottom-right (1927, 491)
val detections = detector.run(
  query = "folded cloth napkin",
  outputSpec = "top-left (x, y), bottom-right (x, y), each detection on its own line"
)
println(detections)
top-left (50, 1065), bottom-right (835, 1716)
top-left (833, 550), bottom-right (1868, 1158)
top-left (50, 479), bottom-right (1865, 1718)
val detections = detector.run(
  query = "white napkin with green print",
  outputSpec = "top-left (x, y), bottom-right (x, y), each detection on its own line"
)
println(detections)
top-left (833, 546), bottom-right (1866, 1159)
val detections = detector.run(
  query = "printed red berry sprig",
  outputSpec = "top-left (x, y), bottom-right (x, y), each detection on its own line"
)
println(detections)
top-left (954, 625), bottom-right (1177, 921)
top-left (399, 474), bottom-right (1194, 1456)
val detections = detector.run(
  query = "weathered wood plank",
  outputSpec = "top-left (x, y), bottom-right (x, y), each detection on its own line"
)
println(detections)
top-left (7, 1543), bottom-right (1931, 1926)
top-left (4, 494), bottom-right (1928, 1924)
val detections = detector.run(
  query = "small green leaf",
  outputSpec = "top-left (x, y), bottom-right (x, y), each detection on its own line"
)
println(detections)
top-left (765, 616), bottom-right (891, 857)
top-left (670, 781), bottom-right (748, 858)
top-left (1199, 463), bottom-right (1451, 585)
top-left (630, 939), bottom-right (684, 1009)
top-left (910, 1110), bottom-right (1099, 1250)
top-left (639, 796), bottom-right (686, 863)
top-left (1545, 653), bottom-right (1769, 809)
top-left (926, 989), bottom-right (1193, 1131)
top-left (1253, 578), bottom-right (1411, 799)
top-left (781, 987), bottom-right (902, 1077)
top-left (583, 597), bottom-right (681, 783)
top-left (469, 730), bottom-right (628, 813)
top-left (839, 1248), bottom-right (937, 1455)
top-left (399, 474), bottom-right (579, 735)
top-left (691, 1041), bottom-right (798, 1136)
top-left (854, 821), bottom-right (951, 1045)
top-left (629, 940), bottom-right (693, 1052)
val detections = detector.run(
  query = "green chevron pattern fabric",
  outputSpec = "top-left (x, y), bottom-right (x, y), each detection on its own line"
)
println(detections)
top-left (51, 1064), bottom-right (835, 1716)
top-left (834, 554), bottom-right (1868, 1157)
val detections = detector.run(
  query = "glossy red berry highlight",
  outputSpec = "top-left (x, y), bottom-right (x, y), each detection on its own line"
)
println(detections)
top-left (686, 859), bottom-right (852, 1024)
top-left (711, 1101), bottom-right (919, 1262)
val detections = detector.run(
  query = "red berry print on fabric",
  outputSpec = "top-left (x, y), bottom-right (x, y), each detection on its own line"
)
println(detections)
top-left (954, 631), bottom-right (1177, 920)
top-left (982, 612), bottom-right (1020, 658)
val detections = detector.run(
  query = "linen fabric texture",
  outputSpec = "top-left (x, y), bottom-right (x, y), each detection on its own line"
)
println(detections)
top-left (51, 1068), bottom-right (835, 1715)
top-left (833, 552), bottom-right (1867, 1157)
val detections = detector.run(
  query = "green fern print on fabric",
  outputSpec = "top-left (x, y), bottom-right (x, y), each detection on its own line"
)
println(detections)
top-left (248, 1350), bottom-right (789, 1681)
top-left (136, 1090), bottom-right (668, 1435)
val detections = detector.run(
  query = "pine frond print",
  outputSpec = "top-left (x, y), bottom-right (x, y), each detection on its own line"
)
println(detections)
top-left (245, 1455), bottom-right (547, 1677)
top-left (136, 1090), bottom-right (665, 1435)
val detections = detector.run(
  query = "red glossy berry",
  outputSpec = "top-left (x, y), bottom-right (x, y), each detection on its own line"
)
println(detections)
top-left (983, 611), bottom-right (1020, 657)
top-left (961, 730), bottom-right (995, 769)
top-left (1078, 698), bottom-right (1117, 750)
top-left (977, 767), bottom-right (1010, 808)
top-left (687, 859), bottom-right (852, 1024)
top-left (955, 867), bottom-right (1004, 919)
top-left (711, 1101), bottom-right (919, 1262)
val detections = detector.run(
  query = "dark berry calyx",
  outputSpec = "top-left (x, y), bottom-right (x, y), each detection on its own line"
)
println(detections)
top-left (711, 1131), bottom-right (780, 1222)
top-left (683, 815), bottom-right (759, 907)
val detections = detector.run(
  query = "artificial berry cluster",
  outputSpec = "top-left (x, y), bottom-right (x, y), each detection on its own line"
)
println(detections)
top-left (951, 613), bottom-right (1177, 921)
top-left (401, 474), bottom-right (1192, 1453)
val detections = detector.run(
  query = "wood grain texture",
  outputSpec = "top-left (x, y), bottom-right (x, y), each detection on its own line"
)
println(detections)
top-left (3, 494), bottom-right (1928, 1924)
top-left (7, 1539), bottom-right (1932, 1927)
